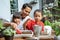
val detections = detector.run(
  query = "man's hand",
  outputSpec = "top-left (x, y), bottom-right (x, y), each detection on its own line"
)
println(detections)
top-left (3, 22), bottom-right (11, 27)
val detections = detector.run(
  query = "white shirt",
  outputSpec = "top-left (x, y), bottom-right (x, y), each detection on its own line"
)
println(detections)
top-left (17, 16), bottom-right (32, 30)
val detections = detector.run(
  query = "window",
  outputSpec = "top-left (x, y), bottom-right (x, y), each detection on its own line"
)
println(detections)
top-left (10, 0), bottom-right (18, 14)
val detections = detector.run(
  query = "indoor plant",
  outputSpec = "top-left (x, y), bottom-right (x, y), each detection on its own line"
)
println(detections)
top-left (0, 19), bottom-right (5, 38)
top-left (3, 27), bottom-right (16, 40)
top-left (51, 21), bottom-right (60, 36)
top-left (0, 19), bottom-right (16, 40)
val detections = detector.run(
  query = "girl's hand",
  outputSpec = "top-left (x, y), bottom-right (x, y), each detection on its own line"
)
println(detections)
top-left (10, 22), bottom-right (17, 29)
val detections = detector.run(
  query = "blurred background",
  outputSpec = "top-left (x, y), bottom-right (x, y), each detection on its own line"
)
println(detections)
top-left (0, 0), bottom-right (60, 39)
top-left (0, 0), bottom-right (60, 22)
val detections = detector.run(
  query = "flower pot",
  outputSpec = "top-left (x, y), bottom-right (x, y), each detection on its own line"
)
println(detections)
top-left (0, 30), bottom-right (4, 38)
top-left (0, 33), bottom-right (3, 38)
top-left (4, 35), bottom-right (14, 40)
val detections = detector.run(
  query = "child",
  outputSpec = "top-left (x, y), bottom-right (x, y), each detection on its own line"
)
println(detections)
top-left (4, 13), bottom-right (22, 34)
top-left (25, 9), bottom-right (44, 32)
top-left (11, 13), bottom-right (22, 34)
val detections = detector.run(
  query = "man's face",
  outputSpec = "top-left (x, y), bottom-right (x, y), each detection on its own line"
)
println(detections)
top-left (21, 7), bottom-right (31, 19)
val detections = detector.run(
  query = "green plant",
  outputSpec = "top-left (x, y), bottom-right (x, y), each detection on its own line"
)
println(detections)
top-left (0, 19), bottom-right (16, 36)
top-left (0, 19), bottom-right (3, 29)
top-left (44, 20), bottom-right (52, 26)
top-left (52, 21), bottom-right (60, 36)
top-left (3, 27), bottom-right (16, 36)
top-left (0, 19), bottom-right (5, 31)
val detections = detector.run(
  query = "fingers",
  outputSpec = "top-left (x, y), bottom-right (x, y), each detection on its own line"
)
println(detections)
top-left (10, 23), bottom-right (17, 29)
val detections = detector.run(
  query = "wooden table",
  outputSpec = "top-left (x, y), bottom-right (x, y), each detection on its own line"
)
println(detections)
top-left (13, 35), bottom-right (54, 40)
top-left (0, 38), bottom-right (4, 40)
top-left (26, 35), bottom-right (54, 40)
top-left (0, 35), bottom-right (54, 40)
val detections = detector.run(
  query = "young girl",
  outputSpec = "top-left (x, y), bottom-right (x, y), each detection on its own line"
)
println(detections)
top-left (11, 13), bottom-right (22, 34)
top-left (4, 13), bottom-right (22, 34)
top-left (25, 9), bottom-right (44, 32)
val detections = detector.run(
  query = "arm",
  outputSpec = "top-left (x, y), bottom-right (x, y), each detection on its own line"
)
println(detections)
top-left (11, 23), bottom-right (22, 34)
top-left (23, 19), bottom-right (30, 30)
top-left (3, 22), bottom-right (11, 27)
top-left (3, 22), bottom-right (17, 29)
top-left (4, 22), bottom-right (22, 33)
top-left (23, 16), bottom-right (32, 30)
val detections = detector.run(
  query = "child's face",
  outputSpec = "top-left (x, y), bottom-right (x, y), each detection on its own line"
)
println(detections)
top-left (14, 18), bottom-right (20, 25)
top-left (34, 12), bottom-right (42, 21)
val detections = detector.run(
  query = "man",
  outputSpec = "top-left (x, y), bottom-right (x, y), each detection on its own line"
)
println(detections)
top-left (20, 3), bottom-right (32, 19)
top-left (3, 3), bottom-right (32, 30)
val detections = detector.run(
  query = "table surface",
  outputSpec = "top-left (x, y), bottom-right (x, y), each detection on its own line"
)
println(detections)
top-left (0, 34), bottom-right (55, 40)
top-left (14, 34), bottom-right (55, 40)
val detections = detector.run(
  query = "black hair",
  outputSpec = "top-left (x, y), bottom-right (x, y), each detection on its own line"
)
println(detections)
top-left (34, 9), bottom-right (43, 16)
top-left (11, 12), bottom-right (20, 22)
top-left (22, 3), bottom-right (32, 10)
top-left (41, 17), bottom-right (45, 23)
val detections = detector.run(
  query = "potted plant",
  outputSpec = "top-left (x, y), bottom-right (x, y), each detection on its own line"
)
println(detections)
top-left (52, 21), bottom-right (60, 36)
top-left (51, 21), bottom-right (60, 40)
top-left (2, 27), bottom-right (16, 40)
top-left (0, 19), bottom-right (5, 38)
top-left (0, 19), bottom-right (16, 40)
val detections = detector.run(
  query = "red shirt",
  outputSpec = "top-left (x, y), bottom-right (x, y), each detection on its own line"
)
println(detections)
top-left (26, 20), bottom-right (44, 32)
top-left (16, 28), bottom-right (22, 34)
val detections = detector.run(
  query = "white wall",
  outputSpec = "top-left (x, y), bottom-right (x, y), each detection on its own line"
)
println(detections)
top-left (0, 0), bottom-right (11, 22)
top-left (18, 0), bottom-right (32, 11)
top-left (29, 0), bottom-right (40, 18)
top-left (18, 0), bottom-right (24, 11)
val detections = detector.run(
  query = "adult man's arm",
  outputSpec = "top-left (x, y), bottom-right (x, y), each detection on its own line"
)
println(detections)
top-left (23, 16), bottom-right (32, 30)
top-left (3, 22), bottom-right (17, 29)
top-left (3, 22), bottom-right (11, 27)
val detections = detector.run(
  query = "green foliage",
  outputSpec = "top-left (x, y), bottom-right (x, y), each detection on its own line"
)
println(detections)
top-left (3, 27), bottom-right (16, 36)
top-left (0, 19), bottom-right (3, 29)
top-left (58, 1), bottom-right (60, 4)
top-left (44, 20), bottom-right (52, 26)
top-left (43, 7), bottom-right (53, 17)
top-left (51, 22), bottom-right (60, 36)
top-left (53, 7), bottom-right (60, 11)
top-left (0, 19), bottom-right (5, 31)
top-left (0, 19), bottom-right (16, 36)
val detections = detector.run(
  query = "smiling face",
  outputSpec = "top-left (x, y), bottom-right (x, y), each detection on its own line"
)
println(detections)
top-left (14, 18), bottom-right (20, 25)
top-left (34, 11), bottom-right (42, 21)
top-left (21, 6), bottom-right (32, 19)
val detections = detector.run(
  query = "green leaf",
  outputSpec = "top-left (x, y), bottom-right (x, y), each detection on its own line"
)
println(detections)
top-left (3, 27), bottom-right (16, 36)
